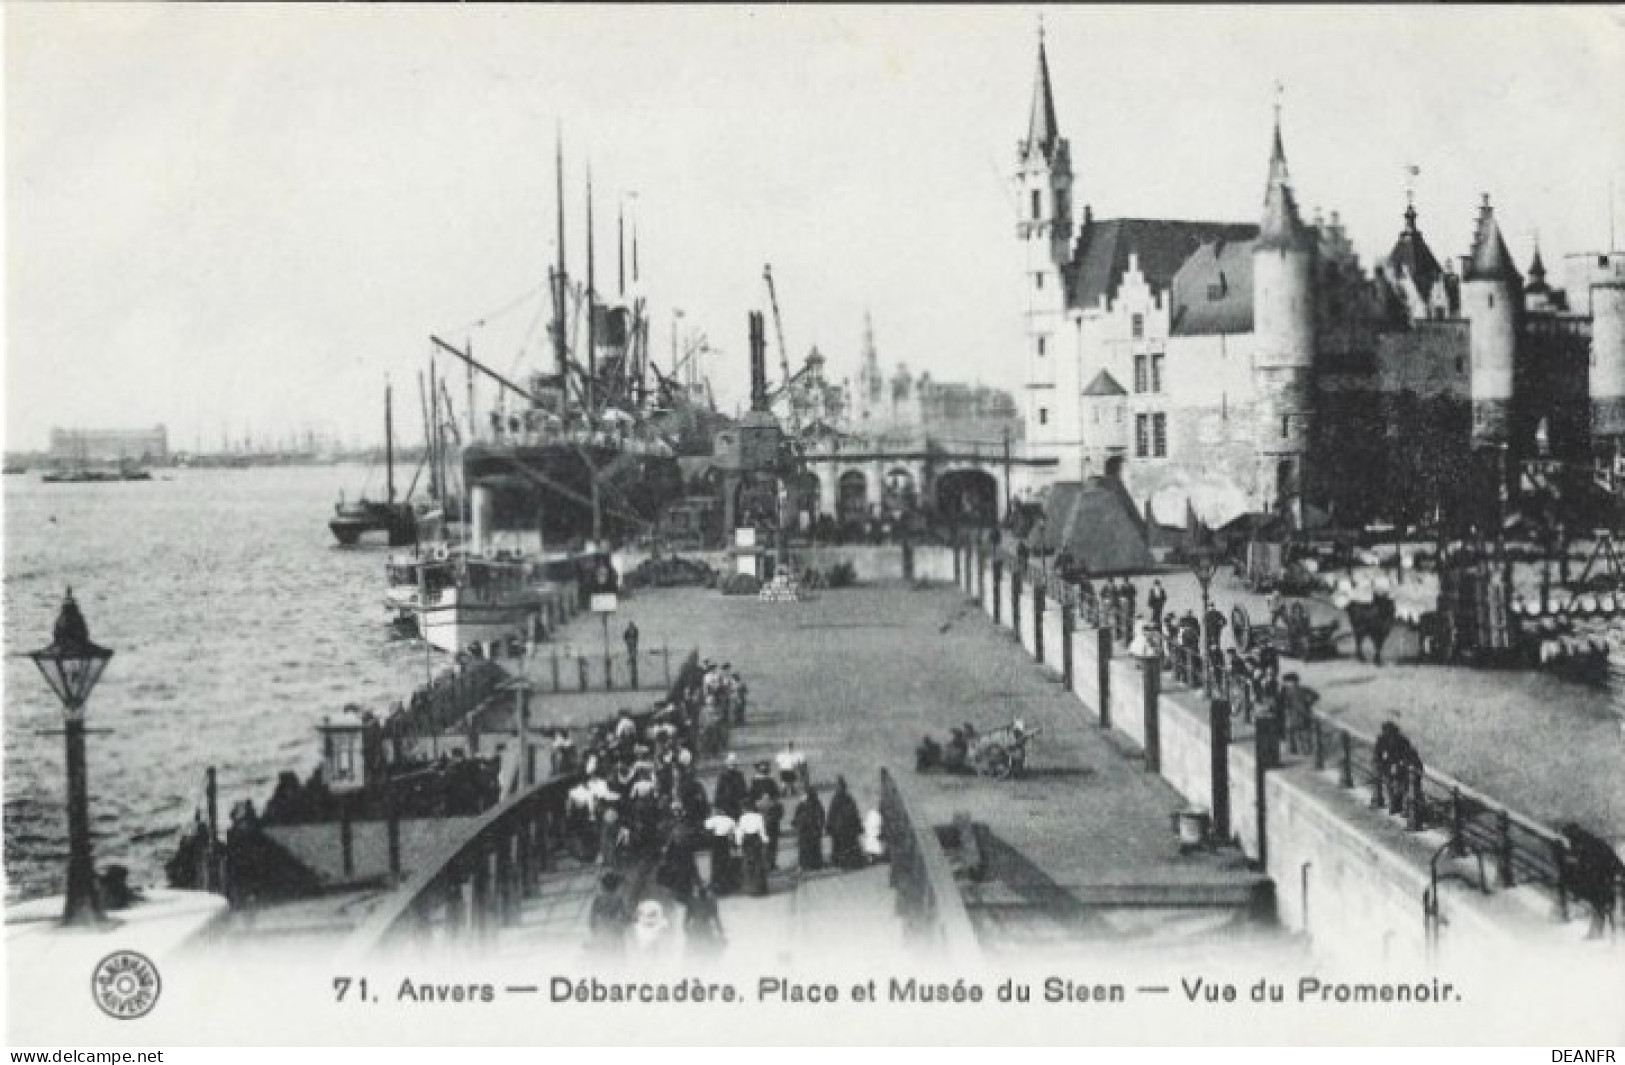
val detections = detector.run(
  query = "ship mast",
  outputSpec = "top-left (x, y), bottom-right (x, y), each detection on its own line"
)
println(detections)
top-left (385, 380), bottom-right (395, 505)
top-left (586, 165), bottom-right (598, 417)
top-left (552, 131), bottom-right (568, 381)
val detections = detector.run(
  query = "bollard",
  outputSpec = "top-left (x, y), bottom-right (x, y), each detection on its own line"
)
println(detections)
top-left (1061, 602), bottom-right (1075, 689)
top-left (1142, 655), bottom-right (1162, 773)
top-left (1033, 581), bottom-right (1045, 664)
top-left (1210, 698), bottom-right (1232, 840)
top-left (1097, 625), bottom-right (1113, 729)
top-left (605, 655), bottom-right (615, 690)
top-left (1339, 731), bottom-right (1354, 789)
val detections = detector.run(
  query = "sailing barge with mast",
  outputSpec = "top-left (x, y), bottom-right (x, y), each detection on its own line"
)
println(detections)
top-left (329, 383), bottom-right (418, 547)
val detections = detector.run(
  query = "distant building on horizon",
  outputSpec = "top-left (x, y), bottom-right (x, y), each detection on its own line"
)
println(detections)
top-left (49, 425), bottom-right (168, 466)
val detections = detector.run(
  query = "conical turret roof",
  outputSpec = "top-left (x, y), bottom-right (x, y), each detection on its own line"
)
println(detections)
top-left (1257, 118), bottom-right (1312, 253)
top-left (1024, 34), bottom-right (1061, 161)
top-left (1386, 200), bottom-right (1443, 300)
top-left (1465, 195), bottom-right (1521, 284)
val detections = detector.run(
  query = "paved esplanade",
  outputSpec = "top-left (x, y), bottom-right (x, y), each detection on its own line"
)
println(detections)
top-left (590, 582), bottom-right (1268, 955)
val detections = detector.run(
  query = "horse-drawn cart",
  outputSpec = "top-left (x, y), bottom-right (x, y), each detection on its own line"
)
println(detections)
top-left (968, 721), bottom-right (1042, 780)
top-left (1231, 602), bottom-right (1339, 660)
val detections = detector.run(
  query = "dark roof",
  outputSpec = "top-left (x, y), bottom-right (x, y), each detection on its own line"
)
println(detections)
top-left (1023, 39), bottom-right (1061, 162)
top-left (1258, 121), bottom-right (1313, 253)
top-left (1081, 370), bottom-right (1127, 397)
top-left (1170, 236), bottom-right (1258, 335)
top-left (1069, 218), bottom-right (1257, 310)
top-left (1465, 196), bottom-right (1521, 284)
top-left (1032, 477), bottom-right (1155, 576)
top-left (1386, 204), bottom-right (1444, 301)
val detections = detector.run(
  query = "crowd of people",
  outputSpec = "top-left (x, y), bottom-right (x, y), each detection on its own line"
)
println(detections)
top-left (577, 658), bottom-right (885, 961)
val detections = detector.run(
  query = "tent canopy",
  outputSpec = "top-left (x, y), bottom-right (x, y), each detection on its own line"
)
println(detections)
top-left (1030, 477), bottom-right (1156, 576)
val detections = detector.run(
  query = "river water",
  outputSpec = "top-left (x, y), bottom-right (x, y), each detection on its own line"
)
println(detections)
top-left (3, 466), bottom-right (438, 903)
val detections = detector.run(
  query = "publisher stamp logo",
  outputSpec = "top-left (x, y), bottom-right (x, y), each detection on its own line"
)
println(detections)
top-left (91, 951), bottom-right (161, 1020)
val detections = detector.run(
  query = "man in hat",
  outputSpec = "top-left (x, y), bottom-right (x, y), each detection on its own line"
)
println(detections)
top-left (748, 761), bottom-right (784, 871)
top-left (714, 754), bottom-right (747, 819)
top-left (1148, 579), bottom-right (1168, 627)
top-left (1277, 673), bottom-right (1319, 756)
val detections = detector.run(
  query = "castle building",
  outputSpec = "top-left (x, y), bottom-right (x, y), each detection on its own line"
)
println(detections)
top-left (1015, 31), bottom-right (1625, 529)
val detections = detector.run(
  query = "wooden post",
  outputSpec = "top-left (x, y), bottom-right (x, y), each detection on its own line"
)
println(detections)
top-left (1339, 731), bottom-right (1354, 789)
top-left (578, 656), bottom-right (589, 692)
top-left (976, 546), bottom-right (986, 603)
top-left (1210, 698), bottom-right (1232, 840)
top-left (1011, 567), bottom-right (1022, 641)
top-left (1313, 719), bottom-right (1326, 772)
top-left (1142, 655), bottom-right (1162, 772)
top-left (204, 767), bottom-right (219, 893)
top-left (629, 650), bottom-right (640, 690)
top-left (992, 558), bottom-right (1003, 624)
top-left (1496, 810), bottom-right (1515, 888)
top-left (663, 645), bottom-right (672, 688)
top-left (1033, 580), bottom-right (1045, 664)
top-left (1254, 714), bottom-right (1275, 870)
top-left (1097, 625), bottom-right (1112, 729)
top-left (550, 651), bottom-right (560, 693)
top-left (1061, 602), bottom-right (1075, 689)
top-left (605, 654), bottom-right (615, 690)
top-left (340, 799), bottom-right (354, 880)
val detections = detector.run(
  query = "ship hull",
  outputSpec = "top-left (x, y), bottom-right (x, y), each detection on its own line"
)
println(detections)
top-left (329, 501), bottom-right (417, 547)
top-left (463, 441), bottom-right (682, 545)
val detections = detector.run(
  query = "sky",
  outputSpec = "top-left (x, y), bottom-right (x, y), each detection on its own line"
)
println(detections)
top-left (5, 5), bottom-right (1624, 452)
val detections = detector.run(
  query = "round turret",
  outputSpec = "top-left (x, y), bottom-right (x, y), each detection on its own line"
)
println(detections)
top-left (1591, 276), bottom-right (1625, 444)
top-left (1460, 195), bottom-right (1520, 446)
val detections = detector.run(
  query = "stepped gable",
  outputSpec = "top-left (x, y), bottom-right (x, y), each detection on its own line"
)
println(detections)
top-left (1068, 218), bottom-right (1258, 311)
top-left (1170, 234), bottom-right (1259, 335)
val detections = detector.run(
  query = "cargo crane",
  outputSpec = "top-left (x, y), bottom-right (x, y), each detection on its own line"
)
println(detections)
top-left (761, 264), bottom-right (806, 437)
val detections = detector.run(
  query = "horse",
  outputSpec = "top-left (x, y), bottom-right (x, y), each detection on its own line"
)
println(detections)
top-left (1346, 594), bottom-right (1397, 665)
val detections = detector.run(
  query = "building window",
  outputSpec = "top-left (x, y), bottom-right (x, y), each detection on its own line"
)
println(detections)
top-left (1135, 414), bottom-right (1149, 457)
top-left (1151, 352), bottom-right (1164, 393)
top-left (1456, 355), bottom-right (1464, 373)
top-left (1035, 273), bottom-right (1044, 290)
top-left (1281, 415), bottom-right (1290, 439)
top-left (1037, 336), bottom-right (1047, 358)
top-left (1031, 190), bottom-right (1042, 220)
top-left (1132, 313), bottom-right (1145, 339)
top-left (1152, 413), bottom-right (1167, 457)
top-left (1039, 407), bottom-right (1049, 426)
top-left (1134, 353), bottom-right (1148, 393)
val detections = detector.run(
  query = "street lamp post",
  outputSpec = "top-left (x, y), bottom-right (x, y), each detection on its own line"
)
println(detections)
top-left (1192, 550), bottom-right (1218, 677)
top-left (24, 589), bottom-right (114, 927)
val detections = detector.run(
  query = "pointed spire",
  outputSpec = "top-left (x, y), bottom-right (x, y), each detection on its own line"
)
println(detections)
top-left (1465, 194), bottom-right (1521, 283)
top-left (1258, 98), bottom-right (1312, 253)
top-left (1023, 20), bottom-right (1060, 161)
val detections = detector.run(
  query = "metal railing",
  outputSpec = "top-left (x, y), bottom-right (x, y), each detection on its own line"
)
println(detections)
top-left (529, 646), bottom-right (676, 694)
top-left (878, 768), bottom-right (981, 962)
top-left (341, 772), bottom-right (578, 955)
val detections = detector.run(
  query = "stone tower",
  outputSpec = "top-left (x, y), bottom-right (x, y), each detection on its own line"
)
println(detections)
top-left (1251, 112), bottom-right (1316, 521)
top-left (1591, 266), bottom-right (1625, 451)
top-left (1460, 195), bottom-right (1521, 447)
top-left (1016, 25), bottom-right (1073, 458)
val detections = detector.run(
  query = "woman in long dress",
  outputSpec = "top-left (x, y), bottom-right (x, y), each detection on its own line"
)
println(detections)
top-left (792, 787), bottom-right (826, 871)
top-left (825, 777), bottom-right (864, 870)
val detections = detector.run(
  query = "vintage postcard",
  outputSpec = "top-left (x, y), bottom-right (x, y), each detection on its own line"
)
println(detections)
top-left (4, 4), bottom-right (1623, 1049)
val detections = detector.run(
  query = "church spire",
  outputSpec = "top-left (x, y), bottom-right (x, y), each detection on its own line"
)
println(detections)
top-left (1258, 96), bottom-right (1312, 253)
top-left (1023, 20), bottom-right (1060, 161)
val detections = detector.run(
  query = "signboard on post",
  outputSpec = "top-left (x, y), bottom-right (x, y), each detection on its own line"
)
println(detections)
top-left (590, 592), bottom-right (618, 614)
top-left (585, 556), bottom-right (619, 614)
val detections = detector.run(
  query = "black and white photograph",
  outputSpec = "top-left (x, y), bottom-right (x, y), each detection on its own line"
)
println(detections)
top-left (3, 4), bottom-right (1623, 1050)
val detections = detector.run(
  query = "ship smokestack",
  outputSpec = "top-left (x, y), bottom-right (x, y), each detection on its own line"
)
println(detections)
top-left (749, 311), bottom-right (768, 412)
